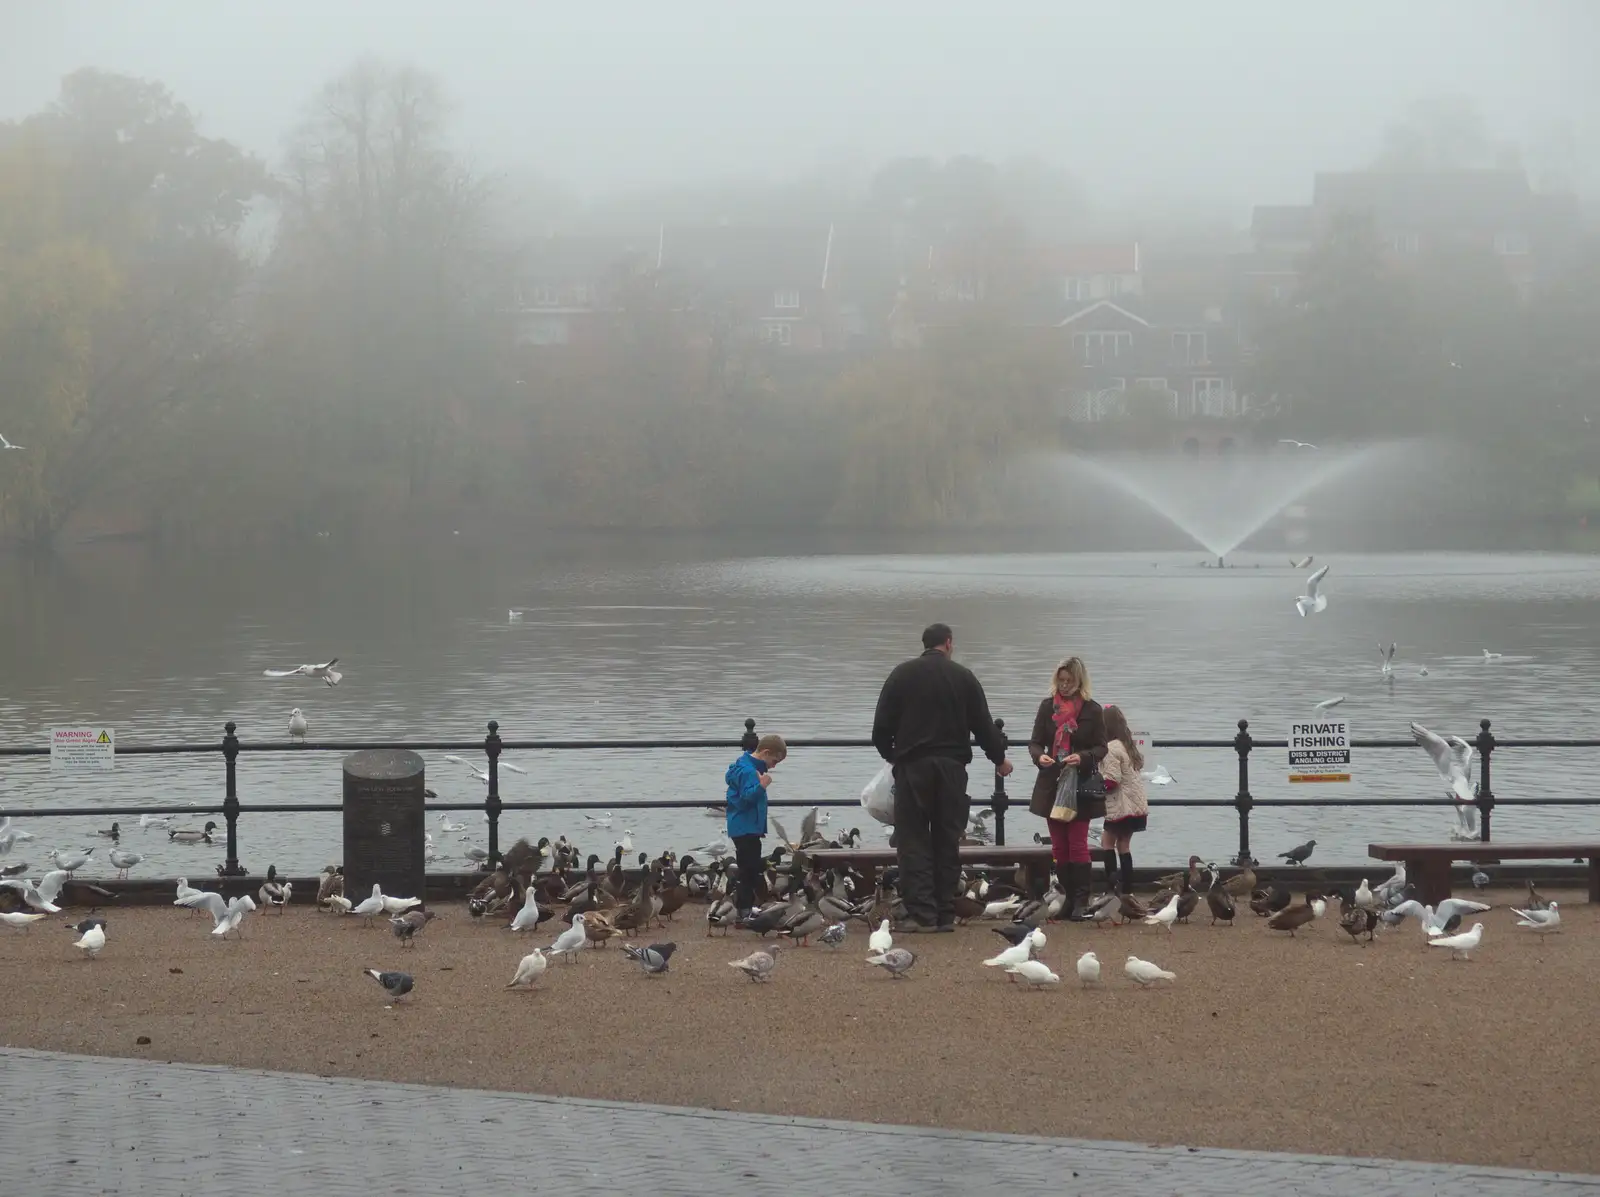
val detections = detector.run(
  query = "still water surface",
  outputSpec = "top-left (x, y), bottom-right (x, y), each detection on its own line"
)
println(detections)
top-left (2, 545), bottom-right (1598, 876)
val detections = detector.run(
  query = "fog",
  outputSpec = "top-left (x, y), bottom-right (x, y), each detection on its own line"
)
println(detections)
top-left (3, 0), bottom-right (1595, 213)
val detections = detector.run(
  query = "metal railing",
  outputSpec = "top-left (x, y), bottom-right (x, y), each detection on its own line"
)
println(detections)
top-left (2, 717), bottom-right (1598, 873)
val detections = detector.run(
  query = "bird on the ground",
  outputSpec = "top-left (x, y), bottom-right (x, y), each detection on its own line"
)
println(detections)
top-left (288, 709), bottom-right (308, 740)
top-left (175, 883), bottom-right (226, 922)
top-left (1353, 878), bottom-right (1375, 910)
top-left (622, 942), bottom-right (676, 975)
top-left (818, 922), bottom-right (847, 949)
top-left (508, 892), bottom-right (543, 932)
top-left (866, 947), bottom-right (916, 979)
top-left (548, 915), bottom-right (587, 962)
top-left (73, 923), bottom-right (106, 958)
top-left (1524, 879), bottom-right (1551, 911)
top-left (868, 918), bottom-right (893, 954)
top-left (1434, 897), bottom-right (1491, 925)
top-left (1410, 722), bottom-right (1478, 838)
top-left (1295, 564), bottom-right (1330, 617)
top-left (1006, 960), bottom-right (1059, 988)
top-left (508, 949), bottom-right (547, 989)
top-left (0, 911), bottom-right (46, 930)
top-left (983, 939), bottom-right (1036, 978)
top-left (1267, 896), bottom-right (1318, 937)
top-left (729, 945), bottom-right (780, 982)
top-left (1206, 884), bottom-right (1236, 926)
top-left (1339, 904), bottom-right (1379, 944)
top-left (348, 884), bottom-right (386, 926)
top-left (1221, 865), bottom-right (1257, 897)
top-left (1379, 642), bottom-right (1396, 676)
top-left (1124, 956), bottom-right (1175, 987)
top-left (1278, 839), bottom-right (1316, 866)
top-left (1143, 894), bottom-right (1179, 933)
top-left (109, 849), bottom-right (143, 879)
top-left (1371, 865), bottom-right (1406, 906)
top-left (264, 659), bottom-right (343, 686)
top-left (1427, 922), bottom-right (1484, 960)
top-left (992, 921), bottom-right (1038, 948)
top-left (315, 866), bottom-right (344, 909)
top-left (1076, 951), bottom-right (1101, 987)
top-left (1471, 868), bottom-right (1491, 891)
top-left (364, 968), bottom-right (414, 1001)
top-left (259, 865), bottom-right (289, 912)
top-left (380, 889), bottom-right (422, 916)
top-left (1512, 903), bottom-right (1560, 939)
top-left (211, 895), bottom-right (255, 939)
top-left (67, 916), bottom-right (108, 934)
top-left (390, 908), bottom-right (436, 947)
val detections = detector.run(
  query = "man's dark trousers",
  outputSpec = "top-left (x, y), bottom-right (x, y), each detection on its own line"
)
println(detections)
top-left (892, 756), bottom-right (969, 926)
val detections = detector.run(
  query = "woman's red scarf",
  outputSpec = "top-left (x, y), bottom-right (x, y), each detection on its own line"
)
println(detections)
top-left (1051, 694), bottom-right (1082, 759)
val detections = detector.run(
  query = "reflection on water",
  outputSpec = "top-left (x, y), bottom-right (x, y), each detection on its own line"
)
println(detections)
top-left (2, 544), bottom-right (1598, 872)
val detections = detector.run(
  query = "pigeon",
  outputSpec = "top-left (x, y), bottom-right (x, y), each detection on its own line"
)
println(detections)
top-left (390, 908), bottom-right (436, 947)
top-left (983, 939), bottom-right (1035, 977)
top-left (68, 916), bottom-right (108, 934)
top-left (1076, 951), bottom-right (1101, 987)
top-left (364, 968), bottom-right (414, 1001)
top-left (818, 922), bottom-right (847, 949)
top-left (1143, 895), bottom-right (1179, 933)
top-left (0, 911), bottom-right (47, 931)
top-left (1006, 960), bottom-right (1060, 988)
top-left (1124, 956), bottom-right (1175, 987)
top-left (622, 942), bottom-right (676, 975)
top-left (507, 949), bottom-right (548, 989)
top-left (1470, 868), bottom-right (1491, 891)
top-left (1379, 642), bottom-right (1396, 676)
top-left (264, 659), bottom-right (343, 686)
top-left (1295, 564), bottom-right (1329, 616)
top-left (866, 947), bottom-right (916, 979)
top-left (1409, 722), bottom-right (1477, 837)
top-left (547, 915), bottom-right (587, 962)
top-left (1512, 903), bottom-right (1560, 939)
top-left (868, 918), bottom-right (893, 955)
top-left (1427, 922), bottom-right (1484, 960)
top-left (288, 709), bottom-right (308, 740)
top-left (729, 946), bottom-right (780, 982)
top-left (348, 884), bottom-right (387, 925)
top-left (73, 923), bottom-right (107, 958)
top-left (380, 890), bottom-right (423, 916)
top-left (109, 849), bottom-right (143, 879)
top-left (1278, 839), bottom-right (1316, 865)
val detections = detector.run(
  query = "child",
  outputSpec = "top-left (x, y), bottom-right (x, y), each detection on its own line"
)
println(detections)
top-left (725, 734), bottom-right (787, 917)
top-left (1098, 704), bottom-right (1148, 893)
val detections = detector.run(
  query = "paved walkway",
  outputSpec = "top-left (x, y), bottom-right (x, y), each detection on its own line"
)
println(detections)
top-left (1, 1048), bottom-right (1595, 1196)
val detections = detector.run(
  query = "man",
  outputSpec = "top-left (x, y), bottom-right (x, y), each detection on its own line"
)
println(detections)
top-left (872, 623), bottom-right (1012, 932)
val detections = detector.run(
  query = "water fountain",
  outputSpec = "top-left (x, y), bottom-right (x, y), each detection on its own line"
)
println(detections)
top-left (1046, 444), bottom-right (1392, 563)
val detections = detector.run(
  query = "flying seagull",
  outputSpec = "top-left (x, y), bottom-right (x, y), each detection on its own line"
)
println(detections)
top-left (0, 434), bottom-right (25, 450)
top-left (1295, 565), bottom-right (1329, 617)
top-left (441, 754), bottom-right (528, 784)
top-left (1278, 439), bottom-right (1318, 450)
top-left (1409, 722), bottom-right (1477, 837)
top-left (1379, 642), bottom-right (1396, 676)
top-left (1290, 555), bottom-right (1314, 569)
top-left (1314, 696), bottom-right (1346, 713)
top-left (264, 659), bottom-right (343, 686)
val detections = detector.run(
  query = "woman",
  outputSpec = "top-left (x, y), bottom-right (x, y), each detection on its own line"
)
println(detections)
top-left (1098, 704), bottom-right (1149, 894)
top-left (1027, 657), bottom-right (1107, 921)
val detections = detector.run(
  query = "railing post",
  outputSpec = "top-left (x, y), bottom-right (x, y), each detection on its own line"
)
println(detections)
top-left (1475, 718), bottom-right (1496, 842)
top-left (1233, 718), bottom-right (1256, 866)
top-left (220, 721), bottom-right (245, 876)
top-left (740, 717), bottom-right (758, 753)
top-left (485, 720), bottom-right (503, 868)
top-left (990, 718), bottom-right (1008, 846)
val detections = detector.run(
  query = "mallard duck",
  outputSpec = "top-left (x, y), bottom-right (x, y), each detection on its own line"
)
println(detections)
top-left (950, 889), bottom-right (987, 924)
top-left (582, 910), bottom-right (622, 948)
top-left (1267, 895), bottom-right (1318, 936)
top-left (1221, 865), bottom-right (1257, 898)
top-left (96, 822), bottom-right (121, 839)
top-left (1175, 879), bottom-right (1200, 924)
top-left (1249, 882), bottom-right (1291, 916)
top-left (169, 821), bottom-right (218, 844)
top-left (1526, 878), bottom-right (1551, 911)
top-left (706, 895), bottom-right (738, 935)
top-left (258, 865), bottom-right (290, 913)
top-left (778, 907), bottom-right (826, 946)
top-left (611, 872), bottom-right (658, 934)
top-left (559, 856), bottom-right (603, 904)
top-left (1338, 902), bottom-right (1378, 945)
top-left (657, 868), bottom-right (688, 922)
top-left (315, 865), bottom-right (344, 909)
top-left (1206, 884), bottom-right (1236, 926)
top-left (1116, 893), bottom-right (1149, 924)
top-left (1153, 855), bottom-right (1203, 892)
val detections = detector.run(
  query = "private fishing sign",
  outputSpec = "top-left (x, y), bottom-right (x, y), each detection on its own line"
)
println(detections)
top-left (1288, 720), bottom-right (1350, 783)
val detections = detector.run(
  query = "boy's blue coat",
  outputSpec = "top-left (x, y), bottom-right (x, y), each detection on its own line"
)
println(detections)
top-left (724, 752), bottom-right (767, 838)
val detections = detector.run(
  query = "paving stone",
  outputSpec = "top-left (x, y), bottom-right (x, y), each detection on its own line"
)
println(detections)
top-left (0, 1047), bottom-right (1595, 1196)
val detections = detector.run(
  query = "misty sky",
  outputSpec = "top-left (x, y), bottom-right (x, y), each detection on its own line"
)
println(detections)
top-left (2, 1), bottom-right (1595, 216)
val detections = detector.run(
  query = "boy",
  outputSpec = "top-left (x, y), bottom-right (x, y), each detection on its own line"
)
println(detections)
top-left (725, 734), bottom-right (787, 918)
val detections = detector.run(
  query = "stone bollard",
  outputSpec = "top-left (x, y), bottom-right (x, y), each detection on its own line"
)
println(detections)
top-left (342, 749), bottom-right (427, 904)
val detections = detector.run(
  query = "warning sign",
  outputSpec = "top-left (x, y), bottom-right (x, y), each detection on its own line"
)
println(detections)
top-left (51, 727), bottom-right (115, 772)
top-left (1288, 719), bottom-right (1350, 783)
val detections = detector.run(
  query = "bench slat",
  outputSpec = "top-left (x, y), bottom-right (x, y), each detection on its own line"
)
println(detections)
top-left (1367, 843), bottom-right (1600, 906)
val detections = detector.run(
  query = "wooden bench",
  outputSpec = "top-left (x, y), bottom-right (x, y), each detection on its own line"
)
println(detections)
top-left (1369, 842), bottom-right (1600, 906)
top-left (807, 845), bottom-right (1113, 894)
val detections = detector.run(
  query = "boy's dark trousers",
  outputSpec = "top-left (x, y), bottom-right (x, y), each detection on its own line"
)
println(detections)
top-left (732, 834), bottom-right (764, 911)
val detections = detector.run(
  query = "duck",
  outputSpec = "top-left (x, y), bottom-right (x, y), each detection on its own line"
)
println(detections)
top-left (610, 871), bottom-right (658, 934)
top-left (169, 821), bottom-right (218, 844)
top-left (706, 892), bottom-right (738, 935)
top-left (1249, 882), bottom-right (1291, 917)
top-left (777, 904), bottom-right (828, 947)
top-left (1174, 878), bottom-right (1200, 924)
top-left (259, 865), bottom-right (290, 913)
top-left (315, 865), bottom-right (344, 909)
top-left (559, 856), bottom-right (604, 904)
top-left (96, 823), bottom-right (121, 839)
top-left (1115, 893), bottom-right (1149, 925)
top-left (1267, 894), bottom-right (1318, 937)
top-left (581, 909), bottom-right (622, 948)
top-left (1205, 882), bottom-right (1236, 926)
top-left (950, 888), bottom-right (988, 925)
top-left (1525, 878), bottom-right (1551, 911)
top-left (1153, 855), bottom-right (1203, 892)
top-left (1221, 864), bottom-right (1258, 897)
top-left (1338, 900), bottom-right (1378, 945)
top-left (656, 867), bottom-right (689, 922)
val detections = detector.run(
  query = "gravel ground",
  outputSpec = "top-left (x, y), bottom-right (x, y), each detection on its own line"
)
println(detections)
top-left (1, 888), bottom-right (1592, 1173)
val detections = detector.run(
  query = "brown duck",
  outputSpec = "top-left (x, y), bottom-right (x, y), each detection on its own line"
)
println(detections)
top-left (1267, 895), bottom-right (1318, 937)
top-left (611, 871), bottom-right (658, 934)
top-left (1338, 900), bottom-right (1378, 945)
top-left (1152, 856), bottom-right (1203, 892)
top-left (1205, 883), bottom-right (1236, 926)
top-left (1221, 865), bottom-right (1257, 897)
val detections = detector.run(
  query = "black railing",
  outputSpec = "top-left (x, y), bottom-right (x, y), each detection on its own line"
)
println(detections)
top-left (2, 717), bottom-right (1597, 872)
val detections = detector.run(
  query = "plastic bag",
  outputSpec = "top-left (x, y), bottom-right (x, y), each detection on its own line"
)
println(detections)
top-left (861, 762), bottom-right (896, 825)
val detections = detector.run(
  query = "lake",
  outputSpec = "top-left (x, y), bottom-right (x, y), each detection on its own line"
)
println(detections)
top-left (2, 541), bottom-right (1598, 877)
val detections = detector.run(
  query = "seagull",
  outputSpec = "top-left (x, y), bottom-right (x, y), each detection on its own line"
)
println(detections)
top-left (508, 894), bottom-right (542, 932)
top-left (1290, 555), bottom-right (1314, 569)
top-left (583, 811), bottom-right (614, 829)
top-left (1409, 722), bottom-right (1477, 837)
top-left (622, 942), bottom-right (676, 975)
top-left (866, 947), bottom-right (916, 979)
top-left (1076, 951), bottom-right (1101, 987)
top-left (175, 886), bottom-right (227, 922)
top-left (0, 433), bottom-right (27, 450)
top-left (1427, 922), bottom-right (1484, 960)
top-left (364, 968), bottom-right (414, 1002)
top-left (109, 849), bottom-right (143, 879)
top-left (211, 895), bottom-right (255, 938)
top-left (508, 609), bottom-right (525, 622)
top-left (1379, 642), bottom-right (1396, 676)
top-left (263, 659), bottom-right (343, 687)
top-left (1314, 696), bottom-right (1346, 712)
top-left (1143, 895), bottom-right (1180, 933)
top-left (0, 911), bottom-right (47, 931)
top-left (1481, 650), bottom-right (1502, 661)
top-left (1141, 764), bottom-right (1174, 785)
top-left (437, 813), bottom-right (466, 833)
top-left (288, 709), bottom-right (308, 740)
top-left (729, 946), bottom-right (780, 982)
top-left (508, 948), bottom-right (547, 988)
top-left (46, 848), bottom-right (92, 874)
top-left (1125, 956), bottom-right (1176, 986)
top-left (1278, 439), bottom-right (1318, 450)
top-left (137, 813), bottom-right (173, 830)
top-left (0, 817), bottom-right (33, 843)
top-left (441, 754), bottom-right (527, 784)
top-left (868, 919), bottom-right (893, 955)
top-left (1006, 960), bottom-right (1060, 988)
top-left (1512, 903), bottom-right (1560, 939)
top-left (1353, 878), bottom-right (1375, 910)
top-left (548, 915), bottom-right (587, 962)
top-left (73, 923), bottom-right (106, 958)
top-left (1296, 564), bottom-right (1329, 617)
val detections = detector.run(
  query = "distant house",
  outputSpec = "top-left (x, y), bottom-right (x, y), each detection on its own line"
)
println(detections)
top-left (511, 234), bottom-right (653, 348)
top-left (1047, 243), bottom-right (1142, 303)
top-left (1056, 298), bottom-right (1243, 422)
top-left (656, 223), bottom-right (842, 352)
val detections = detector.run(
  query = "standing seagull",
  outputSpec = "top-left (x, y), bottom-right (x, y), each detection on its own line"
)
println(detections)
top-left (1409, 722), bottom-right (1478, 838)
top-left (1295, 565), bottom-right (1330, 617)
top-left (288, 709), bottom-right (308, 740)
top-left (0, 434), bottom-right (25, 450)
top-left (264, 659), bottom-right (343, 687)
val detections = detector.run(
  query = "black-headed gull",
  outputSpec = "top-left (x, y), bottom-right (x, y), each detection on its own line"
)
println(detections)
top-left (1295, 565), bottom-right (1329, 616)
top-left (288, 708), bottom-right (308, 739)
top-left (1379, 642), bottom-right (1396, 676)
top-left (1409, 722), bottom-right (1477, 837)
top-left (264, 659), bottom-right (342, 686)
top-left (0, 433), bottom-right (25, 450)
top-left (441, 754), bottom-right (527, 784)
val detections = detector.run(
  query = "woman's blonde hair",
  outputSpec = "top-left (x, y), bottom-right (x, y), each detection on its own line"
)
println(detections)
top-left (1051, 657), bottom-right (1092, 700)
top-left (1102, 704), bottom-right (1143, 770)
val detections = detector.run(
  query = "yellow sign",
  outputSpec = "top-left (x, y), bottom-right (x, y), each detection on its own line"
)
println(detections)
top-left (1290, 773), bottom-right (1351, 783)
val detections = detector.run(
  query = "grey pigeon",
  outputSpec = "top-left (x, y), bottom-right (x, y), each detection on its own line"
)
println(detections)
top-left (818, 922), bottom-right (847, 949)
top-left (390, 908), bottom-right (437, 947)
top-left (1471, 868), bottom-right (1490, 891)
top-left (866, 947), bottom-right (916, 979)
top-left (1277, 839), bottom-right (1316, 865)
top-left (622, 942), bottom-right (676, 975)
top-left (364, 968), bottom-right (414, 1001)
top-left (728, 945), bottom-right (779, 982)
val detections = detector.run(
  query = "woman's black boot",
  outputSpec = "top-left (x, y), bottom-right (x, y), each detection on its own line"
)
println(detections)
top-left (1119, 852), bottom-right (1135, 894)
